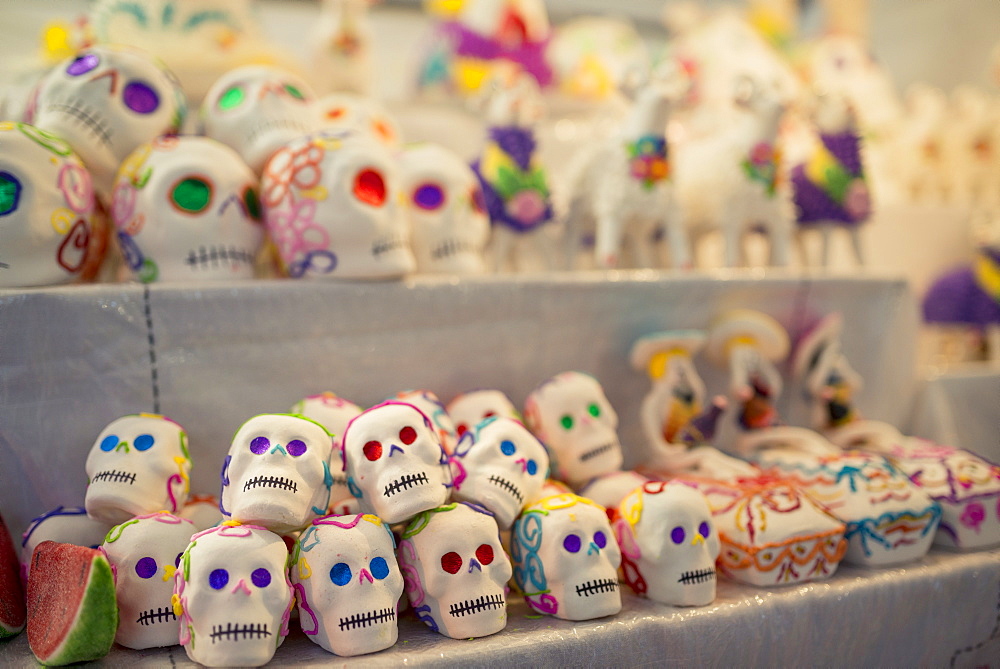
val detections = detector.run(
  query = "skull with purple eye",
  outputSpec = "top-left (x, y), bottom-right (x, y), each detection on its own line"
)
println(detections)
top-left (290, 392), bottom-right (364, 512)
top-left (220, 414), bottom-right (335, 534)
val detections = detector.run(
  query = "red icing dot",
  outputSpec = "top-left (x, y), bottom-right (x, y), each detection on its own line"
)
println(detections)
top-left (353, 168), bottom-right (386, 207)
top-left (475, 543), bottom-right (494, 566)
top-left (399, 426), bottom-right (416, 445)
top-left (441, 551), bottom-right (462, 574)
top-left (363, 440), bottom-right (382, 461)
top-left (325, 107), bottom-right (345, 119)
top-left (456, 423), bottom-right (468, 436)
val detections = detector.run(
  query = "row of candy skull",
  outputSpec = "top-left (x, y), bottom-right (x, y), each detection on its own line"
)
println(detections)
top-left (397, 503), bottom-right (512, 639)
top-left (85, 414), bottom-right (192, 525)
top-left (0, 122), bottom-right (103, 288)
top-left (20, 507), bottom-right (112, 582)
top-left (101, 512), bottom-right (196, 649)
top-left (510, 493), bottom-right (621, 621)
top-left (220, 413), bottom-right (335, 534)
top-left (174, 524), bottom-right (293, 667)
top-left (292, 514), bottom-right (403, 656)
top-left (290, 392), bottom-right (364, 514)
top-left (111, 135), bottom-right (264, 282)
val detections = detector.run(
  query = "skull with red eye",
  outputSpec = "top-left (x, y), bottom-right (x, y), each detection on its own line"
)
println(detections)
top-left (393, 389), bottom-right (459, 454)
top-left (397, 503), bottom-right (512, 639)
top-left (447, 389), bottom-right (520, 438)
top-left (31, 44), bottom-right (185, 201)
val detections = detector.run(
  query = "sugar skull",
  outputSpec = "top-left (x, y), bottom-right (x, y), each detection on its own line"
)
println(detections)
top-left (292, 514), bottom-right (403, 656)
top-left (399, 143), bottom-right (490, 275)
top-left (392, 389), bottom-right (459, 453)
top-left (615, 481), bottom-right (720, 607)
top-left (261, 129), bottom-right (414, 279)
top-left (20, 506), bottom-right (112, 582)
top-left (510, 493), bottom-right (621, 621)
top-left (524, 372), bottom-right (623, 487)
top-left (178, 495), bottom-right (223, 531)
top-left (447, 389), bottom-right (520, 438)
top-left (577, 470), bottom-right (649, 510)
top-left (111, 135), bottom-right (264, 282)
top-left (101, 512), bottom-right (196, 648)
top-left (220, 414), bottom-right (335, 534)
top-left (314, 92), bottom-right (402, 148)
top-left (85, 414), bottom-right (192, 525)
top-left (342, 401), bottom-right (452, 525)
top-left (174, 524), bottom-right (293, 667)
top-left (451, 417), bottom-right (548, 529)
top-left (0, 122), bottom-right (102, 288)
top-left (290, 392), bottom-right (364, 511)
top-left (397, 503), bottom-right (511, 639)
top-left (201, 65), bottom-right (318, 174)
top-left (30, 44), bottom-right (186, 200)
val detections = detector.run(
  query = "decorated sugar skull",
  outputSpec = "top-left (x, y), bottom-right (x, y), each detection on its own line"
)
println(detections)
top-left (202, 64), bottom-right (318, 174)
top-left (510, 493), bottom-right (621, 621)
top-left (397, 503), bottom-right (511, 639)
top-left (220, 414), bottom-right (335, 534)
top-left (392, 389), bottom-right (459, 453)
top-left (615, 481), bottom-right (719, 607)
top-left (30, 44), bottom-right (185, 200)
top-left (174, 524), bottom-right (293, 667)
top-left (177, 495), bottom-right (223, 531)
top-left (399, 143), bottom-right (490, 275)
top-left (342, 401), bottom-right (452, 525)
top-left (447, 389), bottom-right (520, 438)
top-left (20, 506), bottom-right (112, 582)
top-left (314, 92), bottom-right (402, 148)
top-left (290, 392), bottom-right (364, 510)
top-left (451, 417), bottom-right (549, 529)
top-left (85, 414), bottom-right (192, 525)
top-left (292, 514), bottom-right (403, 656)
top-left (261, 129), bottom-right (414, 279)
top-left (0, 122), bottom-right (102, 288)
top-left (524, 372), bottom-right (623, 487)
top-left (111, 135), bottom-right (264, 282)
top-left (101, 512), bottom-right (196, 649)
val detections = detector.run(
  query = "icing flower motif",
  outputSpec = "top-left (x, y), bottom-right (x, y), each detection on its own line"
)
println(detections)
top-left (626, 135), bottom-right (670, 190)
top-left (267, 198), bottom-right (329, 262)
top-left (495, 166), bottom-right (550, 226)
top-left (742, 142), bottom-right (781, 197)
top-left (959, 502), bottom-right (986, 532)
top-left (263, 143), bottom-right (325, 207)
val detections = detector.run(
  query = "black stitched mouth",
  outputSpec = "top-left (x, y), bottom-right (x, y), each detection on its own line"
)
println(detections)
top-left (448, 593), bottom-right (504, 617)
top-left (210, 622), bottom-right (271, 642)
top-left (136, 605), bottom-right (177, 626)
top-left (678, 568), bottom-right (716, 585)
top-left (339, 607), bottom-right (395, 630)
top-left (575, 578), bottom-right (618, 597)
top-left (431, 239), bottom-right (479, 260)
top-left (243, 475), bottom-right (297, 493)
top-left (185, 246), bottom-right (256, 269)
top-left (247, 118), bottom-right (310, 144)
top-left (580, 443), bottom-right (615, 462)
top-left (383, 472), bottom-right (428, 497)
top-left (372, 235), bottom-right (406, 257)
top-left (92, 469), bottom-right (136, 485)
top-left (46, 101), bottom-right (112, 146)
top-left (331, 474), bottom-right (348, 487)
top-left (488, 475), bottom-right (523, 504)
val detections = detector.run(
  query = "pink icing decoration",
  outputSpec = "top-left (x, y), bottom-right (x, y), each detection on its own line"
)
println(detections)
top-left (525, 593), bottom-right (558, 615)
top-left (450, 456), bottom-right (467, 490)
top-left (960, 502), bottom-right (986, 531)
top-left (166, 473), bottom-right (184, 512)
top-left (292, 582), bottom-right (319, 635)
top-left (397, 539), bottom-right (426, 607)
top-left (58, 163), bottom-right (93, 213)
top-left (191, 523), bottom-right (267, 541)
top-left (313, 513), bottom-right (365, 529)
top-left (280, 573), bottom-right (293, 637)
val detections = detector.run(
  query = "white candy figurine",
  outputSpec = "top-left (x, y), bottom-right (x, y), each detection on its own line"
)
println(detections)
top-left (174, 524), bottom-right (293, 667)
top-left (342, 401), bottom-right (452, 525)
top-left (20, 506), bottom-right (112, 581)
top-left (0, 122), bottom-right (102, 288)
top-left (450, 417), bottom-right (549, 529)
top-left (201, 64), bottom-right (318, 174)
top-left (310, 0), bottom-right (375, 96)
top-left (31, 44), bottom-right (186, 200)
top-left (397, 503), bottom-right (511, 639)
top-left (292, 514), bottom-right (403, 656)
top-left (447, 389), bottom-right (521, 438)
top-left (290, 392), bottom-right (364, 513)
top-left (177, 495), bottom-right (223, 531)
top-left (101, 512), bottom-right (196, 649)
top-left (261, 130), bottom-right (414, 279)
top-left (111, 135), bottom-right (264, 282)
top-left (615, 482), bottom-right (719, 607)
top-left (511, 493), bottom-right (621, 621)
top-left (220, 414), bottom-right (335, 534)
top-left (392, 389), bottom-right (459, 454)
top-left (314, 93), bottom-right (402, 148)
top-left (85, 414), bottom-right (192, 525)
top-left (399, 143), bottom-right (490, 275)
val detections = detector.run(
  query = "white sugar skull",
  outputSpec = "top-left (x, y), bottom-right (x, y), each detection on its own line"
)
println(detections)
top-left (290, 392), bottom-right (364, 511)
top-left (392, 390), bottom-right (459, 454)
top-left (174, 524), bottom-right (293, 667)
top-left (177, 495), bottom-right (223, 531)
top-left (220, 414), bottom-right (335, 534)
top-left (397, 503), bottom-right (511, 639)
top-left (342, 401), bottom-right (452, 525)
top-left (261, 130), bottom-right (414, 279)
top-left (524, 372), bottom-right (623, 487)
top-left (31, 44), bottom-right (185, 200)
top-left (292, 514), bottom-right (403, 656)
top-left (511, 493), bottom-right (621, 621)
top-left (20, 506), bottom-right (112, 581)
top-left (447, 389), bottom-right (520, 439)
top-left (202, 65), bottom-right (318, 174)
top-left (314, 93), bottom-right (402, 148)
top-left (111, 135), bottom-right (264, 282)
top-left (101, 512), bottom-right (196, 649)
top-left (399, 143), bottom-right (490, 275)
top-left (615, 481), bottom-right (720, 607)
top-left (85, 414), bottom-right (192, 525)
top-left (0, 122), bottom-right (102, 288)
top-left (451, 417), bottom-right (548, 529)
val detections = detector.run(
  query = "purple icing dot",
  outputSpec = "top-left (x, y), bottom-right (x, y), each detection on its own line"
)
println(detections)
top-left (250, 436), bottom-right (270, 455)
top-left (251, 568), bottom-right (271, 588)
top-left (135, 556), bottom-right (157, 579)
top-left (563, 534), bottom-right (581, 553)
top-left (671, 526), bottom-right (686, 544)
top-left (593, 531), bottom-right (607, 549)
top-left (123, 80), bottom-right (160, 114)
top-left (699, 521), bottom-right (710, 538)
top-left (67, 53), bottom-right (100, 76)
top-left (209, 568), bottom-right (229, 590)
top-left (287, 439), bottom-right (307, 457)
top-left (413, 183), bottom-right (445, 211)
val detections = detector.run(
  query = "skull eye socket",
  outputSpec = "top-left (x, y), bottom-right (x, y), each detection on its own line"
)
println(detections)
top-left (563, 534), bottom-right (581, 553)
top-left (671, 526), bottom-right (686, 544)
top-left (218, 85), bottom-right (245, 111)
top-left (526, 459), bottom-right (538, 475)
top-left (242, 185), bottom-right (261, 221)
top-left (475, 543), bottom-right (494, 565)
top-left (470, 187), bottom-right (486, 214)
top-left (399, 426), bottom-right (417, 445)
top-left (170, 176), bottom-right (212, 214)
top-left (330, 562), bottom-right (352, 586)
top-left (66, 53), bottom-right (100, 76)
top-left (412, 183), bottom-right (444, 211)
top-left (286, 439), bottom-right (307, 457)
top-left (209, 568), bottom-right (229, 589)
top-left (363, 440), bottom-right (383, 461)
top-left (370, 556), bottom-right (390, 580)
top-left (251, 567), bottom-right (271, 588)
top-left (135, 556), bottom-right (157, 579)
top-left (587, 403), bottom-right (601, 418)
top-left (441, 551), bottom-right (462, 574)
top-left (353, 168), bottom-right (386, 207)
top-left (560, 415), bottom-right (573, 430)
top-left (133, 434), bottom-right (155, 451)
top-left (593, 531), bottom-right (607, 548)
top-left (0, 171), bottom-right (23, 216)
top-left (99, 434), bottom-right (119, 451)
top-left (249, 436), bottom-right (270, 455)
top-left (699, 521), bottom-right (710, 538)
top-left (123, 81), bottom-right (161, 114)
top-left (499, 440), bottom-right (516, 456)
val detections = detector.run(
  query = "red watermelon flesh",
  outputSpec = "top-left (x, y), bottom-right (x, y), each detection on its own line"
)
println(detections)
top-left (0, 513), bottom-right (26, 638)
top-left (26, 541), bottom-right (117, 665)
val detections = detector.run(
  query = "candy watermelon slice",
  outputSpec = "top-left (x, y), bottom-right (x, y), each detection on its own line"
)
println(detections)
top-left (0, 513), bottom-right (26, 638)
top-left (26, 541), bottom-right (117, 665)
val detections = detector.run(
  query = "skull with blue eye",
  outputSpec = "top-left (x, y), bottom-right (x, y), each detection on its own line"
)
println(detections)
top-left (291, 514), bottom-right (404, 656)
top-left (85, 414), bottom-right (191, 525)
top-left (451, 417), bottom-right (549, 529)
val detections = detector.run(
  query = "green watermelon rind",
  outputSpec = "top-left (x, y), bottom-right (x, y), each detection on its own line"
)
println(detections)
top-left (0, 619), bottom-right (24, 639)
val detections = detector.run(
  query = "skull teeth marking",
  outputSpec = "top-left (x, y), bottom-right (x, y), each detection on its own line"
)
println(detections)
top-left (447, 593), bottom-right (505, 618)
top-left (46, 100), bottom-right (112, 146)
top-left (243, 475), bottom-right (298, 494)
top-left (372, 235), bottom-right (406, 258)
top-left (91, 469), bottom-right (137, 485)
top-left (184, 246), bottom-right (256, 269)
top-left (487, 475), bottom-right (523, 504)
top-left (677, 568), bottom-right (716, 585)
top-left (338, 607), bottom-right (396, 630)
top-left (574, 578), bottom-right (619, 597)
top-left (580, 443), bottom-right (615, 462)
top-left (210, 622), bottom-right (272, 642)
top-left (247, 118), bottom-right (311, 144)
top-left (383, 472), bottom-right (429, 497)
top-left (136, 605), bottom-right (178, 626)
top-left (431, 238), bottom-right (478, 260)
